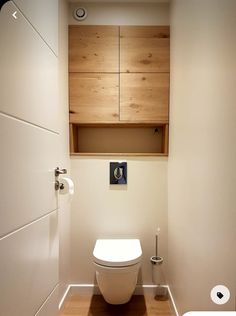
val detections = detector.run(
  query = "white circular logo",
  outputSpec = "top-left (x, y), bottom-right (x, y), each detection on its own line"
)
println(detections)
top-left (210, 285), bottom-right (230, 305)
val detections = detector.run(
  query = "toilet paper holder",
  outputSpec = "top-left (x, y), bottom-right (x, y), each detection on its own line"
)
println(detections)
top-left (55, 180), bottom-right (65, 191)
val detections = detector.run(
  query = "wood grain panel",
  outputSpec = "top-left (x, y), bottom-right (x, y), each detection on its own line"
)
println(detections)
top-left (69, 25), bottom-right (119, 72)
top-left (60, 293), bottom-right (174, 316)
top-left (69, 73), bottom-right (119, 123)
top-left (71, 153), bottom-right (167, 157)
top-left (120, 73), bottom-right (169, 122)
top-left (120, 26), bottom-right (170, 73)
top-left (69, 124), bottom-right (78, 153)
top-left (76, 127), bottom-right (163, 154)
top-left (163, 124), bottom-right (169, 155)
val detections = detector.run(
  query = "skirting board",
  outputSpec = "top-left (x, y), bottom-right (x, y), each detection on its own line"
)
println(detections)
top-left (59, 284), bottom-right (179, 316)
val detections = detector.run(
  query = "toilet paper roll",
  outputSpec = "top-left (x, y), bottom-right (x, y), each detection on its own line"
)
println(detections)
top-left (60, 177), bottom-right (74, 195)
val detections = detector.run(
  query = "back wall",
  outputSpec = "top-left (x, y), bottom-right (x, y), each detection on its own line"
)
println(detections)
top-left (71, 157), bottom-right (167, 284)
top-left (69, 1), bottom-right (169, 285)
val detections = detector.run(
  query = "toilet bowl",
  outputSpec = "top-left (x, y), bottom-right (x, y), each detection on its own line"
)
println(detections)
top-left (93, 239), bottom-right (142, 305)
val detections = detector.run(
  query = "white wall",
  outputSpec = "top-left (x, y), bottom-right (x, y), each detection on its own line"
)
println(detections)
top-left (69, 2), bottom-right (169, 286)
top-left (168, 0), bottom-right (236, 313)
top-left (71, 157), bottom-right (168, 284)
top-left (69, 2), bottom-right (169, 25)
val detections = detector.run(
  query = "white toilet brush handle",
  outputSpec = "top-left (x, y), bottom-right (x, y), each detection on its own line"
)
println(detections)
top-left (155, 234), bottom-right (158, 257)
top-left (156, 227), bottom-right (160, 257)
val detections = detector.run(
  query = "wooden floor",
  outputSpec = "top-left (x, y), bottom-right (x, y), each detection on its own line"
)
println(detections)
top-left (60, 293), bottom-right (174, 316)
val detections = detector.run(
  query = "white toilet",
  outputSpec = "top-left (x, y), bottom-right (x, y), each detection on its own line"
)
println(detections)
top-left (93, 239), bottom-right (142, 305)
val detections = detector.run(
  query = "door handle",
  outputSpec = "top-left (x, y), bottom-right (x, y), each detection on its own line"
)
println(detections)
top-left (55, 167), bottom-right (67, 177)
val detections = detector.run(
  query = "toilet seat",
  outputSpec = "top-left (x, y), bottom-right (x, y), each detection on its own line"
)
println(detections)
top-left (93, 239), bottom-right (142, 267)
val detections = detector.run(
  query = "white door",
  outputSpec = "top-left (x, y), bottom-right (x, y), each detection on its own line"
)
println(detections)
top-left (0, 1), bottom-right (60, 315)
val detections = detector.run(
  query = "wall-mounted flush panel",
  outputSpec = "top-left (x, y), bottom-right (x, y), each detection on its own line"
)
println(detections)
top-left (110, 162), bottom-right (127, 185)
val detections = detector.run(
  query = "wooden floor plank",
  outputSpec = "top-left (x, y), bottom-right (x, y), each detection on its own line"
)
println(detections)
top-left (60, 293), bottom-right (174, 316)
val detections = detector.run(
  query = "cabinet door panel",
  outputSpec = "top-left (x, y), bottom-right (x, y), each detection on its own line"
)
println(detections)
top-left (120, 26), bottom-right (170, 73)
top-left (69, 26), bottom-right (119, 72)
top-left (120, 73), bottom-right (169, 122)
top-left (69, 73), bottom-right (119, 123)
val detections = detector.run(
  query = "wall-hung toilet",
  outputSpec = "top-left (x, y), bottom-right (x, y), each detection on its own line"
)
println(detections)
top-left (93, 239), bottom-right (142, 304)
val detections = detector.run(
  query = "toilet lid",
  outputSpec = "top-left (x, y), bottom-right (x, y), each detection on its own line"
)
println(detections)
top-left (93, 239), bottom-right (142, 267)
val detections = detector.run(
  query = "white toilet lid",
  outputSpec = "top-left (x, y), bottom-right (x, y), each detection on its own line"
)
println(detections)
top-left (93, 239), bottom-right (142, 267)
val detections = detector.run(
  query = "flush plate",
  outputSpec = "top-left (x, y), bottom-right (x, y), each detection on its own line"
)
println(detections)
top-left (110, 161), bottom-right (127, 185)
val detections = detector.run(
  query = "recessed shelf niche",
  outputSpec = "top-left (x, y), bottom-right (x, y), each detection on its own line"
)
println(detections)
top-left (70, 124), bottom-right (168, 156)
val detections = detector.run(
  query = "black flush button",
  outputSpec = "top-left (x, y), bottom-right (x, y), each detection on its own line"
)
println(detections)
top-left (110, 162), bottom-right (127, 185)
top-left (217, 292), bottom-right (224, 299)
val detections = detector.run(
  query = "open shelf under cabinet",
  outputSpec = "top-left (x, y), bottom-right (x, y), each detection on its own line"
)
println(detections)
top-left (69, 123), bottom-right (169, 156)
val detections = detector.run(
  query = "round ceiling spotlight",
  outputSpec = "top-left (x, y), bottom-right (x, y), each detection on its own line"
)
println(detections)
top-left (73, 7), bottom-right (87, 21)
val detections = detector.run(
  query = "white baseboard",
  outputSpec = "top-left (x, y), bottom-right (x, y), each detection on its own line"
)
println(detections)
top-left (134, 284), bottom-right (167, 295)
top-left (59, 283), bottom-right (179, 316)
top-left (58, 284), bottom-right (70, 310)
top-left (69, 283), bottom-right (101, 295)
top-left (134, 284), bottom-right (179, 316)
top-left (166, 285), bottom-right (180, 316)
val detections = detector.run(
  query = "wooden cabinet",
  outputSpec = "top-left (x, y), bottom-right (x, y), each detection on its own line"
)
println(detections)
top-left (69, 25), bottom-right (119, 124)
top-left (120, 73), bottom-right (169, 122)
top-left (120, 26), bottom-right (170, 73)
top-left (69, 73), bottom-right (119, 123)
top-left (69, 25), bottom-right (170, 156)
top-left (69, 25), bottom-right (119, 72)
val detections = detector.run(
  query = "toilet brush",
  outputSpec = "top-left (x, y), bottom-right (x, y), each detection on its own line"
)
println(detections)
top-left (151, 228), bottom-right (163, 264)
top-left (150, 228), bottom-right (163, 283)
top-left (155, 228), bottom-right (159, 258)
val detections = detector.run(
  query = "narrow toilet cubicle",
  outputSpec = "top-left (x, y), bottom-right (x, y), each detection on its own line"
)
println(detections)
top-left (1, 0), bottom-right (235, 315)
top-left (61, 0), bottom-right (171, 313)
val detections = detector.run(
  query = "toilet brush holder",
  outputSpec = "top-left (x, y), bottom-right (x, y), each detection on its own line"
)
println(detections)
top-left (150, 256), bottom-right (163, 265)
top-left (150, 256), bottom-right (164, 285)
top-left (151, 229), bottom-right (166, 290)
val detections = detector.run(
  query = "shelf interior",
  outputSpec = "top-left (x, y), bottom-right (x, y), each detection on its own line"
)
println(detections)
top-left (70, 124), bottom-right (168, 156)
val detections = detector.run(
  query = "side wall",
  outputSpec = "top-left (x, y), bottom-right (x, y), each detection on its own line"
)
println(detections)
top-left (168, 0), bottom-right (236, 313)
top-left (69, 2), bottom-right (169, 285)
